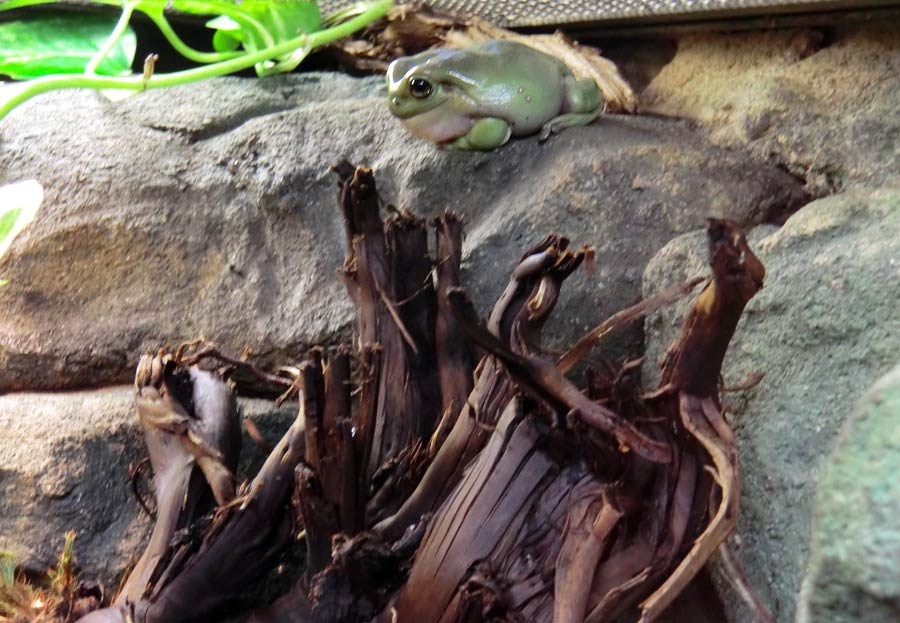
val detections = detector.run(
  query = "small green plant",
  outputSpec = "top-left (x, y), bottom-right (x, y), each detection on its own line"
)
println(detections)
top-left (0, 531), bottom-right (77, 623)
top-left (0, 178), bottom-right (42, 286)
top-left (0, 552), bottom-right (16, 590)
top-left (47, 531), bottom-right (76, 601)
top-left (0, 0), bottom-right (393, 122)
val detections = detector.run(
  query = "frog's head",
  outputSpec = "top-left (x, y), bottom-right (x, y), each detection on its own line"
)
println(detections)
top-left (386, 56), bottom-right (453, 119)
top-left (386, 51), bottom-right (480, 143)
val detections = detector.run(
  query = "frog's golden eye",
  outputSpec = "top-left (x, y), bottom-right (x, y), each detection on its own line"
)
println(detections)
top-left (408, 77), bottom-right (433, 99)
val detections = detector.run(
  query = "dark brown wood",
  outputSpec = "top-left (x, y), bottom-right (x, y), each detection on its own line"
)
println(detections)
top-left (296, 464), bottom-right (339, 577)
top-left (333, 163), bottom-right (442, 485)
top-left (117, 353), bottom-right (241, 607)
top-left (79, 355), bottom-right (304, 623)
top-left (447, 287), bottom-right (673, 464)
top-left (377, 217), bottom-right (768, 623)
top-left (430, 213), bottom-right (476, 454)
top-left (133, 409), bottom-right (304, 623)
top-left (637, 219), bottom-right (766, 622)
top-left (72, 170), bottom-right (774, 623)
top-left (659, 219), bottom-right (766, 397)
top-left (322, 347), bottom-right (353, 517)
top-left (556, 277), bottom-right (704, 375)
top-left (373, 236), bottom-right (581, 540)
top-left (303, 357), bottom-right (326, 474)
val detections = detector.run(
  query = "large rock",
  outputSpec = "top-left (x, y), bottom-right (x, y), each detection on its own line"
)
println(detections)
top-left (796, 364), bottom-right (900, 623)
top-left (0, 387), bottom-right (297, 584)
top-left (642, 187), bottom-right (900, 622)
top-left (643, 21), bottom-right (900, 194)
top-left (0, 72), bottom-right (805, 392)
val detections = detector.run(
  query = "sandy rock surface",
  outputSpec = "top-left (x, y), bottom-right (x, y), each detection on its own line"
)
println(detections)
top-left (643, 22), bottom-right (900, 195)
top-left (0, 73), bottom-right (804, 392)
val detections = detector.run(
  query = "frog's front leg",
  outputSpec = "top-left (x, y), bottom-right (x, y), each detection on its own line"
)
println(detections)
top-left (444, 117), bottom-right (512, 151)
top-left (539, 76), bottom-right (604, 141)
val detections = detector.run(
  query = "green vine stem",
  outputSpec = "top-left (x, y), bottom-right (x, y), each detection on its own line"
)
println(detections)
top-left (85, 0), bottom-right (138, 75)
top-left (2, 0), bottom-right (306, 68)
top-left (0, 0), bottom-right (393, 123)
top-left (145, 11), bottom-right (243, 65)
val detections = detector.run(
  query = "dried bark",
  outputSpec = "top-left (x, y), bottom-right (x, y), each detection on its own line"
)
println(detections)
top-left (430, 213), bottom-right (476, 454)
top-left (118, 352), bottom-right (242, 606)
top-left (375, 234), bottom-right (587, 540)
top-left (375, 218), bottom-right (768, 623)
top-left (335, 162), bottom-right (441, 487)
top-left (635, 219), bottom-right (767, 623)
top-left (74, 167), bottom-right (773, 623)
top-left (78, 351), bottom-right (304, 623)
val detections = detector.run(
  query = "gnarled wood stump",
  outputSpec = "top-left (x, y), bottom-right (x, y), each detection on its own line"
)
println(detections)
top-left (75, 163), bottom-right (772, 623)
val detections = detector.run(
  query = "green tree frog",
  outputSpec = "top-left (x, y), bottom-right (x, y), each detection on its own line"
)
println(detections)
top-left (386, 40), bottom-right (604, 151)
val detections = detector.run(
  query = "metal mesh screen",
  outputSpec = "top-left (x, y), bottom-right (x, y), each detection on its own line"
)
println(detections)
top-left (321, 0), bottom-right (872, 27)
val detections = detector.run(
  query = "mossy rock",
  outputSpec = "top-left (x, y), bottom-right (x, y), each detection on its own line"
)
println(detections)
top-left (797, 364), bottom-right (900, 623)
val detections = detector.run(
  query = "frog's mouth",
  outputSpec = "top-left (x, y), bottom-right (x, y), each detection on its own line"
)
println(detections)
top-left (388, 91), bottom-right (447, 119)
top-left (400, 104), bottom-right (475, 144)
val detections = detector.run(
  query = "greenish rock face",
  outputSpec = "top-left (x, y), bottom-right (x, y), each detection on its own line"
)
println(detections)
top-left (797, 365), bottom-right (900, 623)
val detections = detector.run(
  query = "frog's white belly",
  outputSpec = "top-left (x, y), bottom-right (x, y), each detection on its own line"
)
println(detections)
top-left (402, 107), bottom-right (475, 143)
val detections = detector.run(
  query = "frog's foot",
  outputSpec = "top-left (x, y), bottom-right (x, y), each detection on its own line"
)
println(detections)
top-left (444, 117), bottom-right (511, 151)
top-left (538, 110), bottom-right (601, 142)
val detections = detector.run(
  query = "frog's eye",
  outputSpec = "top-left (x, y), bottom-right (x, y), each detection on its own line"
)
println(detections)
top-left (408, 77), bottom-right (433, 99)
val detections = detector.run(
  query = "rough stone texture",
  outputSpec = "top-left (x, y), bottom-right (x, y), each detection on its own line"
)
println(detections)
top-left (0, 387), bottom-right (297, 585)
top-left (795, 364), bottom-right (900, 623)
top-left (0, 72), bottom-right (806, 393)
top-left (642, 20), bottom-right (900, 194)
top-left (1, 18), bottom-right (897, 617)
top-left (642, 187), bottom-right (900, 623)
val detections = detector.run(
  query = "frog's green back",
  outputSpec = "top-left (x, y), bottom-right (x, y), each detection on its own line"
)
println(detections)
top-left (401, 41), bottom-right (565, 81)
top-left (434, 41), bottom-right (570, 129)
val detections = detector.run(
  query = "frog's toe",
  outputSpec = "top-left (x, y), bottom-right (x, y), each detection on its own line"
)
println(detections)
top-left (538, 123), bottom-right (555, 142)
top-left (539, 118), bottom-right (566, 142)
top-left (540, 111), bottom-right (601, 142)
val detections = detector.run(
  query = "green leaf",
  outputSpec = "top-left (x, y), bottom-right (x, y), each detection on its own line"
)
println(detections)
top-left (206, 14), bottom-right (242, 37)
top-left (204, 1), bottom-right (322, 55)
top-left (0, 550), bottom-right (16, 587)
top-left (0, 179), bottom-right (42, 266)
top-left (212, 29), bottom-right (242, 52)
top-left (249, 0), bottom-right (323, 43)
top-left (0, 12), bottom-right (136, 79)
top-left (206, 15), bottom-right (244, 51)
top-left (0, 0), bottom-right (392, 124)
